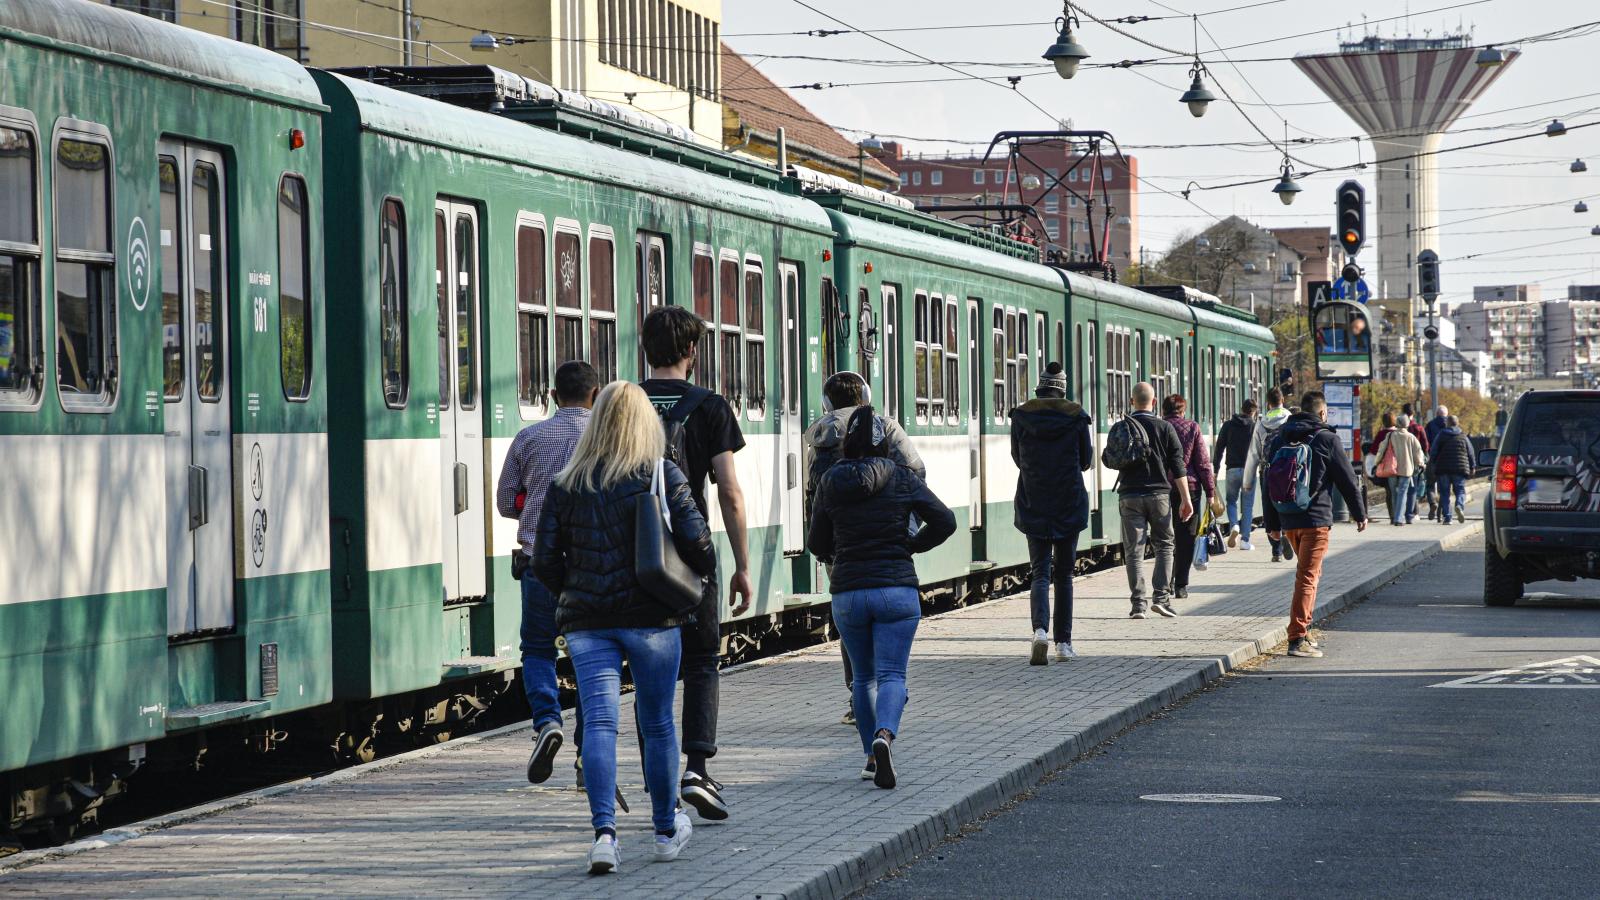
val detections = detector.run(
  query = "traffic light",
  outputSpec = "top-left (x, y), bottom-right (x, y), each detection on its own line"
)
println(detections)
top-left (1336, 180), bottom-right (1366, 258)
top-left (1417, 248), bottom-right (1440, 302)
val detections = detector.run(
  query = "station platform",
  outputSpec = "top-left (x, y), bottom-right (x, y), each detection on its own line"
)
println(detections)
top-left (2, 518), bottom-right (1483, 898)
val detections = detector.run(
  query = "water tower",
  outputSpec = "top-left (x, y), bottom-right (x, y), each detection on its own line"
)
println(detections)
top-left (1294, 34), bottom-right (1518, 321)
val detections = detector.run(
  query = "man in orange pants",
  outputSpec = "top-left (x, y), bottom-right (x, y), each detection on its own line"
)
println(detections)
top-left (1261, 391), bottom-right (1368, 657)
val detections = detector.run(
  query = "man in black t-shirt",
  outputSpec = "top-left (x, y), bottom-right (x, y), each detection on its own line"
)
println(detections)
top-left (640, 306), bottom-right (749, 823)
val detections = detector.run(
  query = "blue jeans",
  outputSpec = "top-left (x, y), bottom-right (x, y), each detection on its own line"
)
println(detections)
top-left (1027, 534), bottom-right (1080, 643)
top-left (1388, 475), bottom-right (1414, 524)
top-left (1224, 467), bottom-right (1253, 543)
top-left (565, 626), bottom-right (682, 835)
top-left (520, 574), bottom-right (563, 730)
top-left (1437, 474), bottom-right (1467, 521)
top-left (832, 586), bottom-right (920, 756)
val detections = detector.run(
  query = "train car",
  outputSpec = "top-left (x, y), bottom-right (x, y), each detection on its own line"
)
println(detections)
top-left (1, 1), bottom-right (331, 837)
top-left (310, 69), bottom-right (839, 743)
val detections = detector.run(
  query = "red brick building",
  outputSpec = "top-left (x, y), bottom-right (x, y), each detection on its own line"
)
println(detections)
top-left (881, 142), bottom-right (1139, 273)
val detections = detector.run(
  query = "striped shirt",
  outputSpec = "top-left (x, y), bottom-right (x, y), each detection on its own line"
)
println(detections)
top-left (495, 406), bottom-right (591, 555)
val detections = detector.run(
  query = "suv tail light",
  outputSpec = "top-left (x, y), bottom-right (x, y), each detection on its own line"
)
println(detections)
top-left (1494, 455), bottom-right (1518, 509)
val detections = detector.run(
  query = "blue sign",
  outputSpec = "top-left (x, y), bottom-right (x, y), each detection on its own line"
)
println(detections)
top-left (1331, 278), bottom-right (1370, 304)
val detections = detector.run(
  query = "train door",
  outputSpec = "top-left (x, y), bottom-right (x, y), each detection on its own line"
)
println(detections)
top-left (966, 298), bottom-right (983, 528)
top-left (160, 143), bottom-right (236, 636)
top-left (1080, 320), bottom-right (1100, 512)
top-left (780, 262), bottom-right (803, 554)
top-left (434, 199), bottom-right (486, 602)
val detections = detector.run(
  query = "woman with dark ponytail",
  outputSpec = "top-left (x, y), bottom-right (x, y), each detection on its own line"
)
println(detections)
top-left (807, 406), bottom-right (955, 789)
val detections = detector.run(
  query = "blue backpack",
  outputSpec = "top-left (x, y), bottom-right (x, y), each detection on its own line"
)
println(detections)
top-left (1266, 437), bottom-right (1315, 514)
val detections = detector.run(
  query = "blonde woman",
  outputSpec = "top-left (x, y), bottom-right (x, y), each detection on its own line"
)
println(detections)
top-left (533, 381), bottom-right (716, 875)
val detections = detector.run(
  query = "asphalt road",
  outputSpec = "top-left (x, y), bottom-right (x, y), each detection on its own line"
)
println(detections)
top-left (865, 547), bottom-right (1600, 900)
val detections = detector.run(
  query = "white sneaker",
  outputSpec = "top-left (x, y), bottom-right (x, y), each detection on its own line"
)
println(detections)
top-left (1194, 559), bottom-right (1209, 571)
top-left (1030, 628), bottom-right (1048, 666)
top-left (588, 834), bottom-right (620, 874)
top-left (1238, 541), bottom-right (1255, 552)
top-left (654, 810), bottom-right (692, 862)
top-left (1055, 642), bottom-right (1077, 661)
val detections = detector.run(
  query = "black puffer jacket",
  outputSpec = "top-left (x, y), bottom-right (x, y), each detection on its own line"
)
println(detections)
top-left (1429, 427), bottom-right (1475, 476)
top-left (533, 461), bottom-right (716, 634)
top-left (1009, 398), bottom-right (1092, 538)
top-left (808, 458), bottom-right (956, 593)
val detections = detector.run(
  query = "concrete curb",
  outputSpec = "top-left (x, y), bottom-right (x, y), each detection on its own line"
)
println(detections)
top-left (787, 522), bottom-right (1485, 900)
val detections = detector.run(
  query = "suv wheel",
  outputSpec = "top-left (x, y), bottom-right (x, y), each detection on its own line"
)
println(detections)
top-left (1483, 539), bottom-right (1523, 607)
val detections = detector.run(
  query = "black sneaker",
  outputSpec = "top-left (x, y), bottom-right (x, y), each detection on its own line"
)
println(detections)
top-left (679, 772), bottom-right (729, 821)
top-left (841, 699), bottom-right (856, 726)
top-left (1173, 587), bottom-right (1189, 600)
top-left (1283, 540), bottom-right (1295, 561)
top-left (1153, 603), bottom-right (1178, 618)
top-left (871, 735), bottom-right (896, 789)
top-left (860, 758), bottom-right (876, 781)
top-left (1287, 638), bottom-right (1323, 658)
top-left (1130, 605), bottom-right (1150, 619)
top-left (1271, 553), bottom-right (1282, 563)
top-left (527, 723), bottom-right (563, 785)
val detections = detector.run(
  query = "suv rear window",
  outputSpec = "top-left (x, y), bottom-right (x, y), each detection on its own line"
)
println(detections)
top-left (1518, 400), bottom-right (1600, 459)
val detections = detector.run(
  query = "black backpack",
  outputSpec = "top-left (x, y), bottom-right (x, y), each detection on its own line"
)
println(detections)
top-left (659, 385), bottom-right (712, 470)
top-left (1102, 412), bottom-right (1155, 472)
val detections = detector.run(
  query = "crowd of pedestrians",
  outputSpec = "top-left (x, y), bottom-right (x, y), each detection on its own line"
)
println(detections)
top-left (495, 316), bottom-right (1459, 874)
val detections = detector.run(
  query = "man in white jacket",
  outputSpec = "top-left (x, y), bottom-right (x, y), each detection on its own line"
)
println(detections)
top-left (1242, 388), bottom-right (1294, 562)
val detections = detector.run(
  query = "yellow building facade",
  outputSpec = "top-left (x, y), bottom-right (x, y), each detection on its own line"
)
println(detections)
top-left (99, 0), bottom-right (723, 142)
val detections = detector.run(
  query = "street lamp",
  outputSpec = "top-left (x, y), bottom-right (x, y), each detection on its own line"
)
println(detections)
top-left (1179, 61), bottom-right (1215, 118)
top-left (1574, 158), bottom-right (1589, 173)
top-left (470, 30), bottom-right (500, 51)
top-left (1042, 3), bottom-right (1090, 80)
top-left (1577, 200), bottom-right (1590, 214)
top-left (1548, 118), bottom-right (1568, 137)
top-left (1271, 162), bottom-right (1302, 206)
top-left (1475, 45), bottom-right (1506, 68)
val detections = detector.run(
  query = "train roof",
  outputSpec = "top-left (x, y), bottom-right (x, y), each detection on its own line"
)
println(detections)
top-left (0, 0), bottom-right (324, 110)
top-left (824, 207), bottom-right (1067, 292)
top-left (312, 72), bottom-right (833, 234)
top-left (1064, 272), bottom-right (1274, 341)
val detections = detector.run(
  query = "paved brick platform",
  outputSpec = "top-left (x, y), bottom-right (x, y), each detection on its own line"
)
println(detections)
top-left (1, 518), bottom-right (1484, 898)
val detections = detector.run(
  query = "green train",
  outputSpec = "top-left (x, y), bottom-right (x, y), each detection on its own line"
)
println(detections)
top-left (0, 0), bottom-right (1273, 841)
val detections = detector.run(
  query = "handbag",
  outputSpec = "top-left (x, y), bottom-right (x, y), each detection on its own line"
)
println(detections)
top-left (1373, 434), bottom-right (1400, 479)
top-left (1206, 522), bottom-right (1227, 556)
top-left (634, 458), bottom-right (704, 617)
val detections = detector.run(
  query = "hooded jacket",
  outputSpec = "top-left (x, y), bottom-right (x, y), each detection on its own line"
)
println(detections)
top-left (1429, 426), bottom-right (1475, 477)
top-left (1009, 397), bottom-right (1093, 538)
top-left (1213, 413), bottom-right (1255, 471)
top-left (533, 461), bottom-right (716, 634)
top-left (808, 457), bottom-right (956, 594)
top-left (1265, 411), bottom-right (1367, 530)
top-left (804, 406), bottom-right (925, 517)
top-left (1241, 406), bottom-right (1291, 493)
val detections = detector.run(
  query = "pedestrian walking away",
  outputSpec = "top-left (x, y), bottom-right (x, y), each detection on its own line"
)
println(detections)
top-left (1213, 399), bottom-right (1258, 550)
top-left (1242, 388), bottom-right (1293, 562)
top-left (1009, 362), bottom-right (1092, 664)
top-left (808, 407), bottom-right (956, 789)
top-left (1375, 415), bottom-right (1426, 526)
top-left (1366, 411), bottom-right (1400, 518)
top-left (1262, 391), bottom-right (1368, 659)
top-left (805, 370), bottom-right (926, 721)
top-left (1401, 403), bottom-right (1432, 522)
top-left (1423, 405), bottom-right (1450, 519)
top-left (640, 307), bottom-right (751, 822)
top-left (1163, 393), bottom-right (1217, 605)
top-left (495, 361), bottom-right (598, 787)
top-left (532, 381), bottom-right (718, 874)
top-left (1429, 415), bottom-right (1474, 524)
top-left (1104, 382), bottom-right (1192, 619)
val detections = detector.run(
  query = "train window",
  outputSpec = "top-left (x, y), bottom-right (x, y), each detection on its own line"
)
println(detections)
top-left (0, 122), bottom-right (40, 404)
top-left (158, 157), bottom-right (183, 400)
top-left (1219, 350), bottom-right (1239, 416)
top-left (588, 232), bottom-right (616, 383)
top-left (1004, 310), bottom-right (1018, 417)
top-left (190, 161), bottom-right (224, 404)
top-left (55, 134), bottom-right (117, 406)
top-left (1035, 314), bottom-right (1046, 382)
top-left (718, 255), bottom-right (740, 407)
top-left (453, 212), bottom-right (478, 410)
top-left (434, 211), bottom-right (450, 410)
top-left (691, 247), bottom-right (715, 390)
top-left (277, 175), bottom-right (311, 400)
top-left (929, 296), bottom-right (945, 421)
top-left (783, 264), bottom-right (800, 415)
top-left (991, 306), bottom-right (1004, 424)
top-left (636, 230), bottom-right (667, 377)
top-left (515, 220), bottom-right (549, 415)
top-left (820, 277), bottom-right (840, 380)
top-left (883, 285), bottom-right (900, 421)
top-left (944, 298), bottom-right (960, 425)
top-left (1084, 322), bottom-right (1097, 424)
top-left (554, 227), bottom-right (582, 366)
top-left (744, 260), bottom-right (766, 419)
top-left (856, 287), bottom-right (874, 376)
top-left (1055, 321), bottom-right (1065, 373)
top-left (379, 198), bottom-right (407, 408)
top-left (913, 292), bottom-right (929, 420)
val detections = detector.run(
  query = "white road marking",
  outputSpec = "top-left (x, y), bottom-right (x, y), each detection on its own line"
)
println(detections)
top-left (1429, 655), bottom-right (1600, 688)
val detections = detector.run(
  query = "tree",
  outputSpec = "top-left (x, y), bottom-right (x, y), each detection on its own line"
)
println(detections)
top-left (1271, 316), bottom-right (1314, 396)
top-left (1438, 388), bottom-right (1498, 436)
top-left (1150, 221), bottom-right (1267, 300)
top-left (1356, 380), bottom-right (1413, 437)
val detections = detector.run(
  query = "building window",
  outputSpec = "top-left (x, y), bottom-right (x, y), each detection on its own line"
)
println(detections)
top-left (900, 173), bottom-right (909, 186)
top-left (236, 0), bottom-right (303, 58)
top-left (1007, 171), bottom-right (1016, 184)
top-left (110, 0), bottom-right (176, 21)
top-left (0, 121), bottom-right (40, 403)
top-left (930, 170), bottom-right (943, 186)
top-left (1045, 219), bottom-right (1060, 240)
top-left (973, 170), bottom-right (985, 185)
top-left (277, 175), bottom-right (311, 400)
top-left (1103, 166), bottom-right (1113, 183)
top-left (378, 198), bottom-right (407, 408)
top-left (515, 220), bottom-right (549, 415)
top-left (1044, 195), bottom-right (1059, 214)
top-left (912, 171), bottom-right (922, 186)
top-left (1068, 169), bottom-right (1078, 182)
top-left (55, 135), bottom-right (117, 406)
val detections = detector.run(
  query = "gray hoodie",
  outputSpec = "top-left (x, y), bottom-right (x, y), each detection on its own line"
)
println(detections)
top-left (804, 406), bottom-right (925, 515)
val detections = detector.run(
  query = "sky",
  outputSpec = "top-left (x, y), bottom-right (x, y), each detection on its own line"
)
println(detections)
top-left (721, 0), bottom-right (1600, 306)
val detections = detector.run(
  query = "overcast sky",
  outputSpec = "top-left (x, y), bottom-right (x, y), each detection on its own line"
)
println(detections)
top-left (722, 1), bottom-right (1599, 304)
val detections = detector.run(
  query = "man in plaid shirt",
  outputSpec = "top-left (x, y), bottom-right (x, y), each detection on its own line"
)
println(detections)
top-left (496, 360), bottom-right (598, 785)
